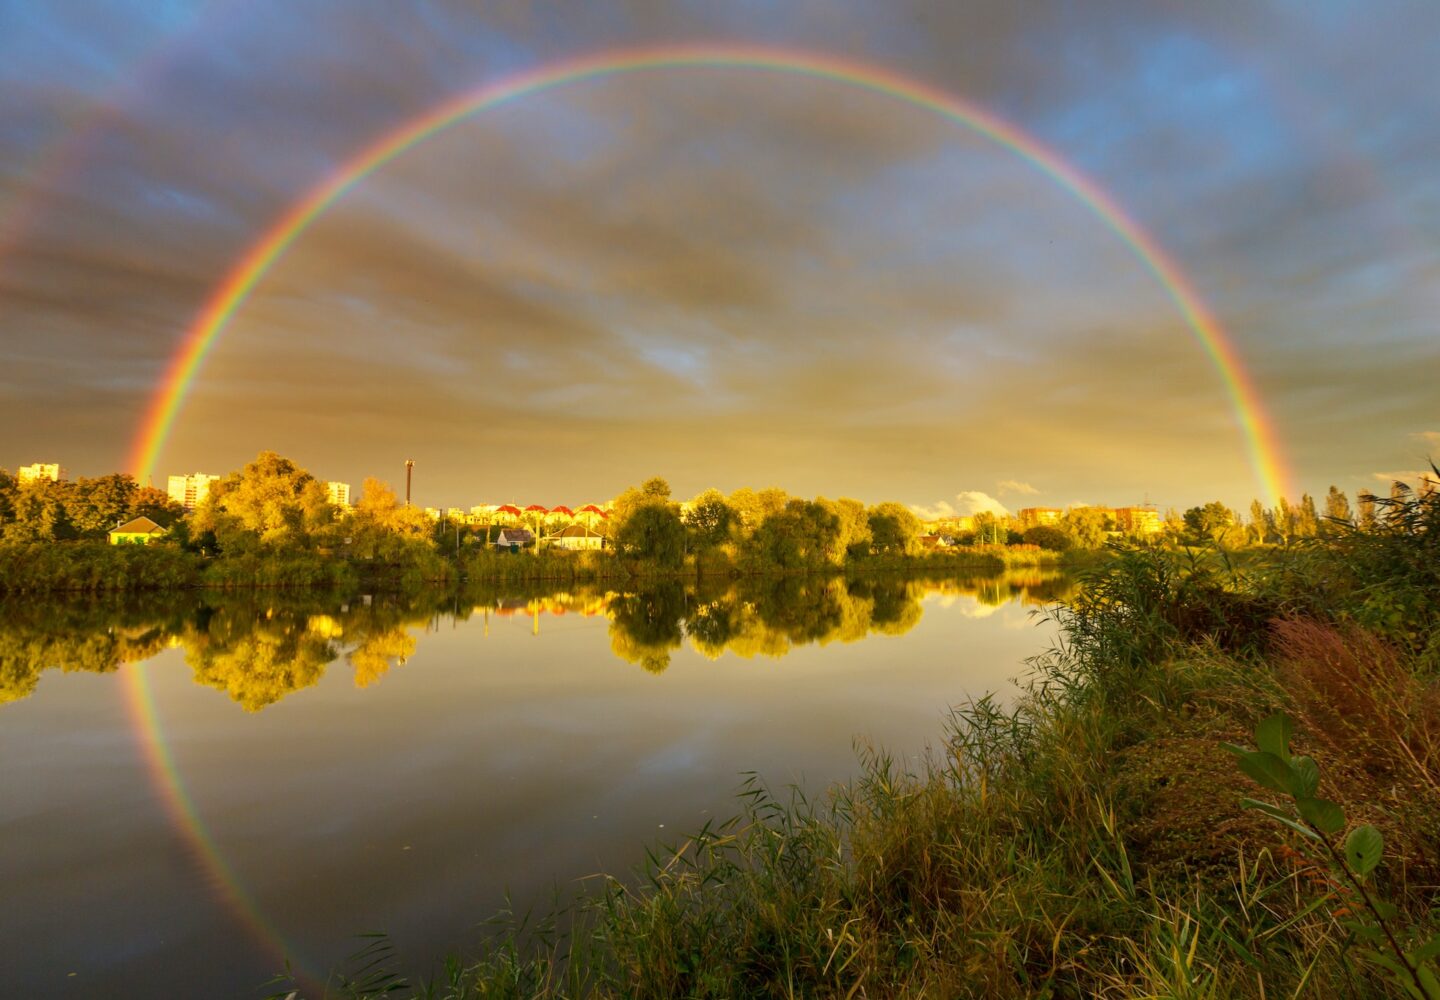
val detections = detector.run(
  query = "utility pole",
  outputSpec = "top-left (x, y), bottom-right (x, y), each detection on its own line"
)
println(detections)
top-left (405, 459), bottom-right (414, 506)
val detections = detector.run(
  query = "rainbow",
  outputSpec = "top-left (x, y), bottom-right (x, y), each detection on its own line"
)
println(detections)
top-left (126, 43), bottom-right (1291, 496)
top-left (120, 661), bottom-right (318, 988)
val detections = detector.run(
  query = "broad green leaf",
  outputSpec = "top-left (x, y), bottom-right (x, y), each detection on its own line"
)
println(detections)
top-left (1241, 798), bottom-right (1321, 840)
top-left (1237, 750), bottom-right (1298, 796)
top-left (1345, 825), bottom-right (1384, 876)
top-left (1256, 713), bottom-right (1293, 762)
top-left (1296, 796), bottom-right (1345, 834)
top-left (1373, 899), bottom-right (1400, 921)
top-left (1290, 756), bottom-right (1321, 798)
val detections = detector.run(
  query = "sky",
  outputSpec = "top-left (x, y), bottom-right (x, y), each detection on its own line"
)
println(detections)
top-left (1, 0), bottom-right (1436, 514)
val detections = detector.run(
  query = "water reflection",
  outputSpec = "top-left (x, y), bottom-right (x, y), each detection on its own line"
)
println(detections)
top-left (0, 570), bottom-right (1074, 710)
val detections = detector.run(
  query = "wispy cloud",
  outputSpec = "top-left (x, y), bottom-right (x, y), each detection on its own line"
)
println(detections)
top-left (997, 479), bottom-right (1039, 496)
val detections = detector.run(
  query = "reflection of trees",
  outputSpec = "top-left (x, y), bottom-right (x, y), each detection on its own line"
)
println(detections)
top-left (605, 577), bottom-right (930, 668)
top-left (0, 597), bottom-right (185, 705)
top-left (347, 626), bottom-right (416, 689)
top-left (0, 569), bottom-right (1082, 703)
top-left (184, 609), bottom-right (335, 712)
top-left (607, 583), bottom-right (686, 673)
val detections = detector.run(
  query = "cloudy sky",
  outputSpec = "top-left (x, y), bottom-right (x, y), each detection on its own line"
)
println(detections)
top-left (1, 0), bottom-right (1436, 512)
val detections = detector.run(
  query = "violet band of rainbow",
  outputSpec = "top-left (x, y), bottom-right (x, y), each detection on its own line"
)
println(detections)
top-left (127, 43), bottom-right (1292, 502)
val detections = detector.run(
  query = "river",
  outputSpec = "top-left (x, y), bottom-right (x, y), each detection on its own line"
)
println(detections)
top-left (0, 571), bottom-right (1072, 997)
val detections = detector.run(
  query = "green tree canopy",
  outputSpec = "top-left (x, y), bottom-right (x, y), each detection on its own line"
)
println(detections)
top-left (191, 451), bottom-right (335, 552)
top-left (683, 488), bottom-right (736, 552)
top-left (1061, 507), bottom-right (1113, 549)
top-left (867, 502), bottom-right (921, 555)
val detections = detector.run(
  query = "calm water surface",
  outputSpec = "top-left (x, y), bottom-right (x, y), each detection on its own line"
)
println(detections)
top-left (0, 572), bottom-right (1072, 998)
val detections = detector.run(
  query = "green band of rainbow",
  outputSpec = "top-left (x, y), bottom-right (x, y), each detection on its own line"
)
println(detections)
top-left (127, 43), bottom-right (1292, 502)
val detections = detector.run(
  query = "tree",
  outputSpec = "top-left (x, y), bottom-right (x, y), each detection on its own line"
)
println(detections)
top-left (682, 489), bottom-right (736, 553)
top-left (615, 502), bottom-right (686, 567)
top-left (1323, 485), bottom-right (1352, 533)
top-left (1022, 524), bottom-right (1071, 551)
top-left (192, 452), bottom-right (334, 551)
top-left (611, 476), bottom-right (675, 530)
top-left (820, 497), bottom-right (871, 561)
top-left (1248, 499), bottom-right (1271, 545)
top-left (1061, 507), bottom-right (1112, 549)
top-left (1296, 493), bottom-right (1320, 538)
top-left (65, 474), bottom-right (137, 537)
top-left (6, 481), bottom-right (76, 541)
top-left (1274, 497), bottom-right (1297, 545)
top-left (1356, 490), bottom-right (1378, 531)
top-left (750, 500), bottom-right (841, 569)
top-left (1183, 501), bottom-right (1233, 541)
top-left (346, 477), bottom-right (434, 560)
top-left (867, 502), bottom-right (921, 555)
top-left (970, 511), bottom-right (1006, 545)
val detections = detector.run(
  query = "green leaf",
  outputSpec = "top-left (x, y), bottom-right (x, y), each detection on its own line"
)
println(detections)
top-left (1296, 796), bottom-right (1345, 834)
top-left (1373, 898), bottom-right (1400, 921)
top-left (1344, 921), bottom-right (1385, 943)
top-left (1415, 964), bottom-right (1440, 1000)
top-left (1241, 798), bottom-right (1321, 840)
top-left (1256, 713), bottom-right (1293, 762)
top-left (1237, 750), bottom-right (1299, 796)
top-left (1290, 756), bottom-right (1321, 798)
top-left (1345, 825), bottom-right (1384, 876)
top-left (1412, 931), bottom-right (1440, 964)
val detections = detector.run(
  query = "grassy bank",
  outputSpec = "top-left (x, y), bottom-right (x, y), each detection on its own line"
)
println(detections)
top-left (289, 487), bottom-right (1439, 999)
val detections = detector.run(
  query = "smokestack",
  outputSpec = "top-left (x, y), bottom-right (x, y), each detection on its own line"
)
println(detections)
top-left (405, 459), bottom-right (414, 506)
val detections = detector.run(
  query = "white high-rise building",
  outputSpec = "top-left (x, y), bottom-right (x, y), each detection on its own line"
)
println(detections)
top-left (17, 463), bottom-right (63, 485)
top-left (167, 472), bottom-right (219, 510)
top-left (325, 481), bottom-right (352, 508)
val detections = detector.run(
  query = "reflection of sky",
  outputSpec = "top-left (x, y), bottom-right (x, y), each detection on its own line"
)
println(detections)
top-left (0, 581), bottom-right (1055, 994)
top-left (3, 2), bottom-right (1438, 509)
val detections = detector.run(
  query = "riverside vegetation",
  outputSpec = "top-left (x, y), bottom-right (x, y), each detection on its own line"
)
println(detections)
top-left (268, 474), bottom-right (1440, 999)
top-left (0, 451), bottom-right (1381, 594)
top-left (0, 453), bottom-right (1076, 593)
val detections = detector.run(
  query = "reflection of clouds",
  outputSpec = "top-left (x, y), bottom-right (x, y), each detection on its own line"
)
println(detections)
top-left (954, 598), bottom-right (1002, 619)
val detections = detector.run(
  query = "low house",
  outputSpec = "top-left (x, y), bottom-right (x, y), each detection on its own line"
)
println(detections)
top-left (491, 527), bottom-right (534, 550)
top-left (109, 516), bottom-right (166, 545)
top-left (546, 524), bottom-right (605, 551)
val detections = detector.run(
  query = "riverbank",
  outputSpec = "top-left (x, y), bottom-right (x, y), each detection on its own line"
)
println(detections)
top-left (296, 491), bottom-right (1439, 997)
top-left (0, 540), bottom-right (1072, 593)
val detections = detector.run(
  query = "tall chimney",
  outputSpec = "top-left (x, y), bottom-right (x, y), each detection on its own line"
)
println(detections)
top-left (405, 459), bottom-right (414, 506)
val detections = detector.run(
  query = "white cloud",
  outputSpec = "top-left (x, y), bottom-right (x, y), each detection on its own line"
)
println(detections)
top-left (909, 490), bottom-right (1010, 520)
top-left (1413, 430), bottom-right (1440, 451)
top-left (997, 479), bottom-right (1039, 496)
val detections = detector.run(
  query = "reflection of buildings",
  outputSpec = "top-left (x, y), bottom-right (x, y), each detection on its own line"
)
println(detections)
top-left (18, 462), bottom-right (64, 485)
top-left (167, 472), bottom-right (219, 509)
